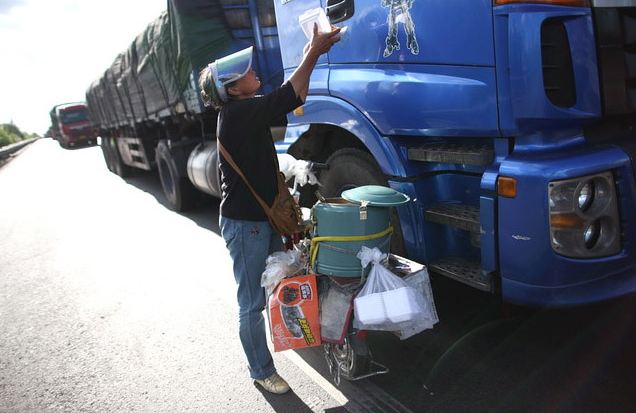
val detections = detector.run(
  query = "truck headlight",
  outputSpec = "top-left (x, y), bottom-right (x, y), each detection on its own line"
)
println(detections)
top-left (548, 172), bottom-right (620, 258)
top-left (577, 181), bottom-right (594, 211)
top-left (583, 220), bottom-right (600, 249)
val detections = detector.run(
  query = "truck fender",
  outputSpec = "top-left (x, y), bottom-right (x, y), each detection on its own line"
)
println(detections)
top-left (288, 96), bottom-right (406, 177)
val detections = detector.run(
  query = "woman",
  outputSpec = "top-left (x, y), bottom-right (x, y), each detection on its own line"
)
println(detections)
top-left (199, 25), bottom-right (340, 394)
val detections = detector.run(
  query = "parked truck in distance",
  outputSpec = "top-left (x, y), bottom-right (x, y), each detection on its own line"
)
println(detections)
top-left (87, 0), bottom-right (636, 308)
top-left (49, 102), bottom-right (96, 149)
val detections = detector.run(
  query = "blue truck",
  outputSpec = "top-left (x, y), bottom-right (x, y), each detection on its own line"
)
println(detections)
top-left (87, 0), bottom-right (636, 308)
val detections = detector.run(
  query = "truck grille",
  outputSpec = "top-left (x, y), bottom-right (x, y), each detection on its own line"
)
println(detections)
top-left (592, 6), bottom-right (636, 116)
top-left (69, 126), bottom-right (93, 138)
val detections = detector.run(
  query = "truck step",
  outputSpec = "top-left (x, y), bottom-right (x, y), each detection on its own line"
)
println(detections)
top-left (430, 257), bottom-right (492, 292)
top-left (425, 203), bottom-right (480, 234)
top-left (120, 137), bottom-right (152, 170)
top-left (408, 143), bottom-right (494, 166)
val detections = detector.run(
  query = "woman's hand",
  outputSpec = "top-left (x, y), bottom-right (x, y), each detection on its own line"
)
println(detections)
top-left (291, 25), bottom-right (341, 102)
top-left (306, 24), bottom-right (341, 57)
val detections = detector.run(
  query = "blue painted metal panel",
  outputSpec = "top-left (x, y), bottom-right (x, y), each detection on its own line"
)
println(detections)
top-left (325, 0), bottom-right (494, 66)
top-left (479, 138), bottom-right (512, 274)
top-left (399, 145), bottom-right (492, 179)
top-left (275, 124), bottom-right (310, 154)
top-left (273, 0), bottom-right (328, 69)
top-left (497, 139), bottom-right (636, 306)
top-left (502, 263), bottom-right (636, 307)
top-left (329, 64), bottom-right (499, 137)
top-left (283, 67), bottom-right (329, 95)
top-left (480, 169), bottom-right (499, 274)
top-left (494, 4), bottom-right (601, 136)
top-left (388, 180), bottom-right (425, 262)
top-left (286, 95), bottom-right (406, 176)
top-left (398, 173), bottom-right (482, 264)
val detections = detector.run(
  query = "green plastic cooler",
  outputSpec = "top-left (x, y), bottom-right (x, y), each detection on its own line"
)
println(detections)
top-left (311, 186), bottom-right (409, 277)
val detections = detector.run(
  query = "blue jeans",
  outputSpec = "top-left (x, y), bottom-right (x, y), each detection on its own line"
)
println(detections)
top-left (220, 216), bottom-right (283, 380)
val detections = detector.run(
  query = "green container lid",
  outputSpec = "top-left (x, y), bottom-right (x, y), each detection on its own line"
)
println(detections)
top-left (341, 185), bottom-right (410, 206)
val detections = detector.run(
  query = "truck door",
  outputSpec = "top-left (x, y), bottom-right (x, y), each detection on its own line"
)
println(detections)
top-left (324, 0), bottom-right (498, 137)
top-left (274, 0), bottom-right (330, 94)
top-left (324, 0), bottom-right (493, 66)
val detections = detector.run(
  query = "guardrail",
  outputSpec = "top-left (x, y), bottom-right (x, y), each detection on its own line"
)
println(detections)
top-left (0, 138), bottom-right (38, 161)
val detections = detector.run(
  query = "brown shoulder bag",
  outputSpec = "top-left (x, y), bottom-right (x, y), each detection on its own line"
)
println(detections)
top-left (217, 141), bottom-right (306, 235)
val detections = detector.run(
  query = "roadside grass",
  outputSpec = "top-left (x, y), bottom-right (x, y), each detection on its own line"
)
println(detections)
top-left (0, 123), bottom-right (37, 148)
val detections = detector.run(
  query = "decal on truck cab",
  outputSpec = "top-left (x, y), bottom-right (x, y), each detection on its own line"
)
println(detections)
top-left (383, 0), bottom-right (419, 57)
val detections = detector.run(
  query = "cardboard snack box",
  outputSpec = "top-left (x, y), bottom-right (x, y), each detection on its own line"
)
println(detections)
top-left (269, 274), bottom-right (321, 352)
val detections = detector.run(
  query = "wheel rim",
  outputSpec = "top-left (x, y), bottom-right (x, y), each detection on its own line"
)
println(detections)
top-left (332, 336), bottom-right (357, 379)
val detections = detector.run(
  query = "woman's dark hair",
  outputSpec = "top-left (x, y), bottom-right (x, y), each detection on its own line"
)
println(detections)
top-left (198, 66), bottom-right (237, 110)
top-left (199, 66), bottom-right (222, 110)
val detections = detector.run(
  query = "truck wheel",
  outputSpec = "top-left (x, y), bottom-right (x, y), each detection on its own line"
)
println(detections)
top-left (335, 331), bottom-right (371, 381)
top-left (320, 148), bottom-right (406, 256)
top-left (324, 327), bottom-right (372, 384)
top-left (100, 138), bottom-right (114, 172)
top-left (105, 137), bottom-right (132, 178)
top-left (156, 141), bottom-right (198, 212)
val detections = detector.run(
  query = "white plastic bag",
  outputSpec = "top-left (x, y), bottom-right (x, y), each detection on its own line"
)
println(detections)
top-left (261, 249), bottom-right (305, 296)
top-left (353, 247), bottom-right (426, 331)
top-left (394, 268), bottom-right (438, 340)
top-left (319, 280), bottom-right (355, 344)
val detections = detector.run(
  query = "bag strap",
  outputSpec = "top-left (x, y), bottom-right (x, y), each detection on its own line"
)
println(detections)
top-left (217, 140), bottom-right (272, 214)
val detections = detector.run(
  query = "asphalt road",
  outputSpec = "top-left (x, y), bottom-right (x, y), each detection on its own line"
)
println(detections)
top-left (2, 140), bottom-right (636, 412)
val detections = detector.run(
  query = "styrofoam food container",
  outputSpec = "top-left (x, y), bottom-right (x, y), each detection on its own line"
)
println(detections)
top-left (384, 287), bottom-right (422, 323)
top-left (355, 287), bottom-right (423, 326)
top-left (354, 293), bottom-right (387, 325)
top-left (299, 8), bottom-right (331, 39)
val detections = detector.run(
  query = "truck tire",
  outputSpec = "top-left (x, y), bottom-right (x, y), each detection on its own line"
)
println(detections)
top-left (100, 138), bottom-right (114, 172)
top-left (104, 136), bottom-right (132, 178)
top-left (320, 148), bottom-right (406, 256)
top-left (156, 141), bottom-right (198, 212)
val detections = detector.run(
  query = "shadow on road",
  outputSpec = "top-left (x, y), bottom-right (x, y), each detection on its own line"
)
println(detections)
top-left (295, 276), bottom-right (636, 412)
top-left (254, 384), bottom-right (320, 413)
top-left (122, 170), bottom-right (222, 235)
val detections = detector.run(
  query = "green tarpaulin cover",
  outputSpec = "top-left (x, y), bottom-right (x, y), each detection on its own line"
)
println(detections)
top-left (87, 0), bottom-right (232, 128)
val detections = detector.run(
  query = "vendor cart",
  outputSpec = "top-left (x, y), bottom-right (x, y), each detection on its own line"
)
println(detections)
top-left (266, 179), bottom-right (437, 386)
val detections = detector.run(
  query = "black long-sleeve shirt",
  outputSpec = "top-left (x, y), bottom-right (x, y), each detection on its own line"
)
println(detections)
top-left (217, 82), bottom-right (303, 221)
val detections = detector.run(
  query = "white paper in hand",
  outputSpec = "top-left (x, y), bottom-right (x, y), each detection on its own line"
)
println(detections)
top-left (298, 8), bottom-right (331, 39)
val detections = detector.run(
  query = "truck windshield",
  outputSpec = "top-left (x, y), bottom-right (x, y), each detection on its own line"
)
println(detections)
top-left (60, 109), bottom-right (88, 124)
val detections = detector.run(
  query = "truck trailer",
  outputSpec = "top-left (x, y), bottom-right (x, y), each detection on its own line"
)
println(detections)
top-left (87, 0), bottom-right (636, 308)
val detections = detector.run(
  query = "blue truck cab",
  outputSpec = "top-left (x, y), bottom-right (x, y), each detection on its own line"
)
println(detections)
top-left (271, 0), bottom-right (636, 306)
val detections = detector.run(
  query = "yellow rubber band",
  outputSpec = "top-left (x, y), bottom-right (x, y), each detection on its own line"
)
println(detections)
top-left (310, 226), bottom-right (393, 269)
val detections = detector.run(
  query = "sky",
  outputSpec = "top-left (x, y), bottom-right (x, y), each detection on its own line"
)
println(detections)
top-left (0, 0), bottom-right (167, 135)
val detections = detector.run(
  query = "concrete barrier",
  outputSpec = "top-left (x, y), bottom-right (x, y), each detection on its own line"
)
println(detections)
top-left (0, 138), bottom-right (38, 161)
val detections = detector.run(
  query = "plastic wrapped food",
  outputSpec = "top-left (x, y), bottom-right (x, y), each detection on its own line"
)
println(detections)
top-left (261, 249), bottom-right (305, 296)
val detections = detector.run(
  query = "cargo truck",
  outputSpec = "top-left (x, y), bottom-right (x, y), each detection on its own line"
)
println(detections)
top-left (87, 0), bottom-right (636, 308)
top-left (49, 102), bottom-right (96, 148)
